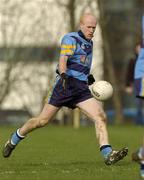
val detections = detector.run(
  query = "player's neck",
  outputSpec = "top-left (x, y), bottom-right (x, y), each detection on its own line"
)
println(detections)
top-left (78, 30), bottom-right (91, 42)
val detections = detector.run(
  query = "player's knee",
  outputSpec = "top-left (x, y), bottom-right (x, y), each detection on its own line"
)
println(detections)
top-left (100, 111), bottom-right (107, 122)
top-left (101, 112), bottom-right (107, 122)
top-left (37, 118), bottom-right (48, 128)
top-left (94, 110), bottom-right (107, 123)
top-left (29, 117), bottom-right (48, 129)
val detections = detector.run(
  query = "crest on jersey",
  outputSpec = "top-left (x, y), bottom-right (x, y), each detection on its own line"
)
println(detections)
top-left (81, 43), bottom-right (85, 50)
top-left (80, 55), bottom-right (86, 63)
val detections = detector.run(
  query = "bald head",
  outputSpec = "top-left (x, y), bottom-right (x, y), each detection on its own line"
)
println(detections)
top-left (80, 13), bottom-right (97, 24)
top-left (79, 13), bottom-right (97, 40)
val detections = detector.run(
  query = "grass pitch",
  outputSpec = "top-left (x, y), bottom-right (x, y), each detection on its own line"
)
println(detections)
top-left (0, 125), bottom-right (143, 180)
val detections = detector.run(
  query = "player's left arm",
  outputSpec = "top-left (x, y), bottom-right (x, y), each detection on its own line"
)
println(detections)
top-left (58, 55), bottom-right (68, 75)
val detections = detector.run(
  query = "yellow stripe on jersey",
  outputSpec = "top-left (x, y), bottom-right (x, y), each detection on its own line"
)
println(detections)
top-left (60, 49), bottom-right (73, 55)
top-left (61, 44), bottom-right (76, 49)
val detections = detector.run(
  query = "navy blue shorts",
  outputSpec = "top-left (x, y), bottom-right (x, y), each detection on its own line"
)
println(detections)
top-left (48, 76), bottom-right (92, 109)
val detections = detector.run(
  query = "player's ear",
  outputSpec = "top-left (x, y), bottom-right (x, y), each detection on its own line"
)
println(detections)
top-left (79, 22), bottom-right (83, 29)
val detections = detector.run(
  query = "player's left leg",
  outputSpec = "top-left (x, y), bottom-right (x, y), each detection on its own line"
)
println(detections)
top-left (132, 144), bottom-right (144, 178)
top-left (76, 98), bottom-right (128, 165)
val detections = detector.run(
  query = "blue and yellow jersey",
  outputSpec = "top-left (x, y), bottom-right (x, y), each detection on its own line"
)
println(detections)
top-left (59, 31), bottom-right (93, 81)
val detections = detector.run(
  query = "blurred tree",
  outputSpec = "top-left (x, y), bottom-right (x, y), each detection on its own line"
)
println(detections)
top-left (97, 0), bottom-right (124, 124)
top-left (137, 0), bottom-right (144, 12)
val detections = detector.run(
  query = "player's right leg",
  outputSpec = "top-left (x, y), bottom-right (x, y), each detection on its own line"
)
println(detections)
top-left (2, 103), bottom-right (60, 158)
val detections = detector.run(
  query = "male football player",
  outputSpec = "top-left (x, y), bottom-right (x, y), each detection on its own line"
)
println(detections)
top-left (2, 13), bottom-right (128, 165)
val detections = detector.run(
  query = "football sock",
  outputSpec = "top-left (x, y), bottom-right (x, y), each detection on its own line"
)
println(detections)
top-left (100, 145), bottom-right (112, 159)
top-left (140, 161), bottom-right (144, 178)
top-left (11, 129), bottom-right (25, 145)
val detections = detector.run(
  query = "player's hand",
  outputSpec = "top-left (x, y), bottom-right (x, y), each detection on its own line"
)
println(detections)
top-left (88, 74), bottom-right (95, 85)
top-left (125, 86), bottom-right (133, 94)
top-left (60, 73), bottom-right (68, 90)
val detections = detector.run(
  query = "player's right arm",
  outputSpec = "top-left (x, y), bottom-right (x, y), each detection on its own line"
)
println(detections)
top-left (58, 55), bottom-right (69, 90)
top-left (58, 55), bottom-right (68, 75)
top-left (58, 35), bottom-right (76, 89)
top-left (58, 34), bottom-right (76, 74)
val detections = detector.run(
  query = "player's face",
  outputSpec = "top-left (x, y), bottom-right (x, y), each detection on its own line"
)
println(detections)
top-left (80, 16), bottom-right (97, 40)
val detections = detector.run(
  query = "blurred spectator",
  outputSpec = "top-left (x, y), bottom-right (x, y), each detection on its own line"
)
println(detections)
top-left (125, 43), bottom-right (144, 125)
top-left (132, 39), bottom-right (144, 178)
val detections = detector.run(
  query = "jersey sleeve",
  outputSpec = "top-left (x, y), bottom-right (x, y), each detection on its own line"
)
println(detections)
top-left (60, 35), bottom-right (76, 57)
